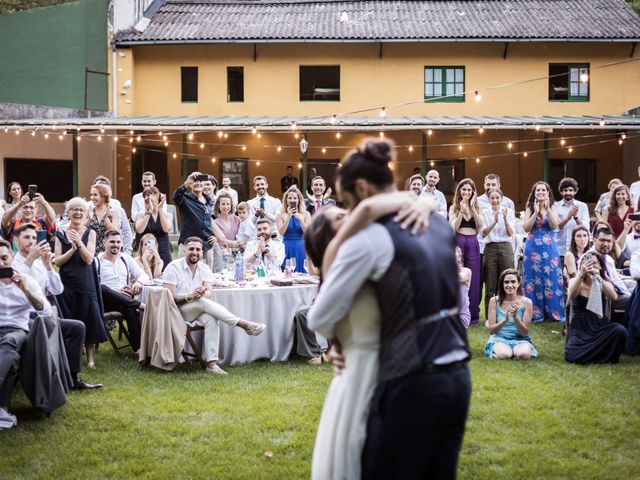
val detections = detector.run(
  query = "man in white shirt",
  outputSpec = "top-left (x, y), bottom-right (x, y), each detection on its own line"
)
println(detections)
top-left (554, 178), bottom-right (590, 263)
top-left (630, 166), bottom-right (640, 211)
top-left (476, 174), bottom-right (516, 212)
top-left (243, 219), bottom-right (285, 267)
top-left (0, 239), bottom-right (46, 429)
top-left (163, 237), bottom-right (266, 375)
top-left (407, 174), bottom-right (425, 196)
top-left (97, 230), bottom-right (149, 352)
top-left (248, 176), bottom-right (282, 225)
top-left (420, 170), bottom-right (447, 217)
top-left (12, 224), bottom-right (101, 390)
top-left (93, 176), bottom-right (133, 254)
top-left (631, 248), bottom-right (640, 280)
top-left (619, 219), bottom-right (640, 255)
top-left (131, 171), bottom-right (168, 220)
top-left (220, 177), bottom-right (239, 208)
top-left (590, 226), bottom-right (631, 314)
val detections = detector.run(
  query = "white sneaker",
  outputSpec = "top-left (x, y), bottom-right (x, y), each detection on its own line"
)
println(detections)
top-left (0, 408), bottom-right (17, 430)
top-left (245, 322), bottom-right (266, 336)
top-left (206, 364), bottom-right (228, 375)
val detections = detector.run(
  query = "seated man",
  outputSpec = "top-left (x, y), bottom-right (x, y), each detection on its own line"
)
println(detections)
top-left (162, 237), bottom-right (266, 375)
top-left (12, 223), bottom-right (101, 390)
top-left (1, 192), bottom-right (56, 249)
top-left (97, 230), bottom-right (150, 352)
top-left (243, 219), bottom-right (285, 267)
top-left (0, 239), bottom-right (46, 429)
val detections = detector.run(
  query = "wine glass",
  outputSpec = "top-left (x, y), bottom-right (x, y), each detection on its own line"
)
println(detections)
top-left (303, 259), bottom-right (309, 274)
top-left (289, 257), bottom-right (297, 273)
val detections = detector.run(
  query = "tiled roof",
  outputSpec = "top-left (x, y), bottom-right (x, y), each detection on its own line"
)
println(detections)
top-left (114, 0), bottom-right (640, 44)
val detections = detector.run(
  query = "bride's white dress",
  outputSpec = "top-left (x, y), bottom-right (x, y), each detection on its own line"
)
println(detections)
top-left (311, 285), bottom-right (381, 480)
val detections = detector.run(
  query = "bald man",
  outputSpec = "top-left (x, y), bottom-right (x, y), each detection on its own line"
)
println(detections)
top-left (420, 170), bottom-right (447, 217)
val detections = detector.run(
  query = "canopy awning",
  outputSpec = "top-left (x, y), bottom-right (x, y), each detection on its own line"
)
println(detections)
top-left (1, 115), bottom-right (639, 131)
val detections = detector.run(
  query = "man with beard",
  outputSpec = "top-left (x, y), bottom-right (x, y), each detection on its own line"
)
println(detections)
top-left (243, 219), bottom-right (285, 267)
top-left (2, 193), bottom-right (56, 249)
top-left (248, 176), bottom-right (281, 225)
top-left (305, 176), bottom-right (336, 215)
top-left (420, 169), bottom-right (447, 217)
top-left (280, 165), bottom-right (299, 193)
top-left (589, 227), bottom-right (631, 316)
top-left (131, 171), bottom-right (168, 220)
top-left (476, 174), bottom-right (515, 212)
top-left (407, 174), bottom-right (425, 196)
top-left (97, 230), bottom-right (149, 352)
top-left (163, 237), bottom-right (266, 374)
top-left (618, 218), bottom-right (640, 255)
top-left (12, 223), bottom-right (102, 390)
top-left (554, 178), bottom-right (590, 266)
top-left (309, 139), bottom-right (470, 479)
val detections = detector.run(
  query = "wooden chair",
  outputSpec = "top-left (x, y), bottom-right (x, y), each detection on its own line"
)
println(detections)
top-left (103, 311), bottom-right (132, 355)
top-left (181, 325), bottom-right (207, 369)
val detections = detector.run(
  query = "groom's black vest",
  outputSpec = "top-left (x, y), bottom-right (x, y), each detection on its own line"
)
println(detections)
top-left (375, 214), bottom-right (470, 383)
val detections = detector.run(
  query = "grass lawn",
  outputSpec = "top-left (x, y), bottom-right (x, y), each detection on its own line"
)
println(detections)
top-left (2, 322), bottom-right (639, 479)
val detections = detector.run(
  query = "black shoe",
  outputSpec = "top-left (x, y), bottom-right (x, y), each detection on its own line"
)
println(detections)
top-left (71, 378), bottom-right (103, 391)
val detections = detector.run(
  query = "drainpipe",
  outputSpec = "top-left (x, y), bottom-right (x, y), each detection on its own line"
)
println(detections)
top-left (111, 45), bottom-right (118, 117)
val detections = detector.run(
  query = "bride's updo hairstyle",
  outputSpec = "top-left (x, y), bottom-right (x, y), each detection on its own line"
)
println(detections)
top-left (337, 139), bottom-right (395, 194)
top-left (304, 210), bottom-right (336, 278)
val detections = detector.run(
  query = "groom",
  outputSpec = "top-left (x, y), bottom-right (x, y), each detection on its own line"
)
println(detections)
top-left (309, 140), bottom-right (471, 479)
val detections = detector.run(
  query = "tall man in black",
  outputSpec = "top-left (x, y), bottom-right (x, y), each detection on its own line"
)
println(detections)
top-left (280, 165), bottom-right (299, 193)
top-left (309, 139), bottom-right (471, 479)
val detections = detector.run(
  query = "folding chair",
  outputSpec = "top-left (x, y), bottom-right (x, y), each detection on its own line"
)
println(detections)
top-left (103, 311), bottom-right (132, 355)
top-left (181, 325), bottom-right (207, 369)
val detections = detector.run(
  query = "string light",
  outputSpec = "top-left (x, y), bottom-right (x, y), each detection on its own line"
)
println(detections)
top-left (44, 132), bottom-right (49, 139)
top-left (97, 135), bottom-right (102, 142)
top-left (211, 157), bottom-right (217, 163)
top-left (58, 134), bottom-right (63, 141)
top-left (379, 132), bottom-right (385, 138)
top-left (474, 90), bottom-right (482, 102)
top-left (330, 115), bottom-right (337, 125)
top-left (129, 137), bottom-right (134, 143)
top-left (427, 129), bottom-right (433, 136)
top-left (277, 146), bottom-right (282, 152)
top-left (252, 126), bottom-right (257, 135)
top-left (100, 128), bottom-right (105, 134)
top-left (30, 130), bottom-right (36, 137)
top-left (3, 127), bottom-right (8, 133)
top-left (132, 147), bottom-right (136, 153)
top-left (322, 147), bottom-right (327, 154)
top-left (568, 146), bottom-right (573, 153)
top-left (200, 143), bottom-right (205, 150)
top-left (15, 129), bottom-right (20, 135)
top-left (257, 132), bottom-right (262, 139)
top-left (618, 138), bottom-right (624, 145)
top-left (172, 153), bottom-right (177, 159)
top-left (379, 107), bottom-right (386, 118)
top-left (335, 132), bottom-right (341, 139)
top-left (256, 161), bottom-right (261, 166)
top-left (113, 136), bottom-right (119, 142)
top-left (560, 138), bottom-right (566, 146)
top-left (297, 162), bottom-right (303, 169)
top-left (164, 141), bottom-right (169, 147)
top-left (458, 145), bottom-right (463, 151)
top-left (430, 160), bottom-right (435, 167)
top-left (242, 145), bottom-right (247, 151)
top-left (129, 129), bottom-right (134, 135)
top-left (478, 127), bottom-right (484, 134)
top-left (580, 69), bottom-right (589, 83)
top-left (188, 133), bottom-right (194, 141)
top-left (408, 145), bottom-right (414, 152)
top-left (291, 121), bottom-right (297, 130)
top-left (475, 157), bottom-right (480, 163)
top-left (163, 135), bottom-right (168, 141)
top-left (158, 131), bottom-right (163, 136)
top-left (523, 151), bottom-right (528, 157)
top-left (507, 142), bottom-right (513, 150)
top-left (535, 124), bottom-right (541, 131)
top-left (599, 119), bottom-right (605, 126)
top-left (218, 131), bottom-right (224, 138)
top-left (621, 133), bottom-right (627, 140)
top-left (136, 135), bottom-right (142, 142)
top-left (224, 133), bottom-right (229, 139)
top-left (294, 133), bottom-right (300, 139)
top-left (76, 135), bottom-right (81, 142)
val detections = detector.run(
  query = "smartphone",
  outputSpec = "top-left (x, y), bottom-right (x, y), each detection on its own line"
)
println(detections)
top-left (36, 230), bottom-right (47, 243)
top-left (289, 201), bottom-right (298, 210)
top-left (582, 253), bottom-right (593, 264)
top-left (629, 213), bottom-right (640, 221)
top-left (145, 239), bottom-right (156, 249)
top-left (0, 267), bottom-right (13, 279)
top-left (28, 184), bottom-right (37, 200)
top-left (195, 174), bottom-right (209, 182)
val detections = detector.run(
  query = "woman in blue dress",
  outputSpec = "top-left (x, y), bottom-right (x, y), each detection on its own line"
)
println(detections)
top-left (276, 186), bottom-right (311, 273)
top-left (485, 269), bottom-right (538, 359)
top-left (522, 181), bottom-right (565, 322)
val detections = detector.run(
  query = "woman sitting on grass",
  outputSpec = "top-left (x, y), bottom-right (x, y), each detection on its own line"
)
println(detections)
top-left (564, 251), bottom-right (627, 364)
top-left (485, 269), bottom-right (538, 360)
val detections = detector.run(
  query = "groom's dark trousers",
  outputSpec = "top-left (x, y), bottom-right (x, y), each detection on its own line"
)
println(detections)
top-left (362, 213), bottom-right (472, 480)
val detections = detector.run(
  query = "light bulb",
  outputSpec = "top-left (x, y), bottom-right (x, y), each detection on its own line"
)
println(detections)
top-left (59, 135), bottom-right (64, 141)
top-left (523, 152), bottom-right (528, 158)
top-left (535, 124), bottom-right (541, 131)
top-left (44, 132), bottom-right (49, 139)
top-left (599, 119), bottom-right (605, 127)
top-left (330, 115), bottom-right (337, 125)
top-left (297, 162), bottom-right (302, 169)
top-left (129, 137), bottom-right (134, 143)
top-left (113, 136), bottom-right (119, 142)
top-left (218, 131), bottom-right (224, 138)
top-left (379, 107), bottom-right (386, 118)
top-left (200, 143), bottom-right (205, 150)
top-left (15, 129), bottom-right (20, 135)
top-left (224, 133), bottom-right (228, 139)
top-left (172, 153), bottom-right (177, 159)
top-left (458, 145), bottom-right (463, 151)
top-left (291, 121), bottom-right (297, 130)
top-left (580, 70), bottom-right (589, 83)
top-left (31, 130), bottom-right (36, 137)
top-left (257, 132), bottom-right (262, 139)
top-left (158, 131), bottom-right (163, 136)
top-left (136, 135), bottom-right (141, 142)
top-left (132, 147), bottom-right (137, 153)
top-left (430, 160), bottom-right (435, 167)
top-left (478, 127), bottom-right (484, 134)
top-left (568, 147), bottom-right (573, 153)
top-left (163, 135), bottom-right (168, 141)
top-left (164, 141), bottom-right (169, 147)
top-left (408, 145), bottom-right (414, 152)
top-left (619, 138), bottom-right (624, 145)
top-left (621, 133), bottom-right (627, 140)
top-left (188, 133), bottom-right (194, 141)
top-left (242, 145), bottom-right (247, 151)
top-left (322, 147), bottom-right (327, 154)
top-left (3, 127), bottom-right (8, 133)
top-left (335, 132), bottom-right (341, 139)
top-left (277, 146), bottom-right (282, 152)
top-left (211, 158), bottom-right (216, 164)
top-left (129, 130), bottom-right (134, 135)
top-left (76, 135), bottom-right (81, 142)
top-left (474, 90), bottom-right (482, 102)
top-left (427, 129), bottom-right (433, 136)
top-left (97, 135), bottom-right (102, 142)
top-left (560, 138), bottom-right (566, 146)
top-left (379, 132), bottom-right (385, 138)
top-left (475, 157), bottom-right (480, 164)
top-left (507, 142), bottom-right (513, 150)
top-left (256, 161), bottom-right (261, 167)
top-left (294, 133), bottom-right (300, 139)
top-left (251, 126), bottom-right (257, 135)
top-left (100, 128), bottom-right (105, 134)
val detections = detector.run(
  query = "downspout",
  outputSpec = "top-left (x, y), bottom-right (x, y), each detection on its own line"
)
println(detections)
top-left (112, 44), bottom-right (118, 117)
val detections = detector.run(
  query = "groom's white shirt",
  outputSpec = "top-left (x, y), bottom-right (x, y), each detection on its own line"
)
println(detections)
top-left (308, 224), bottom-right (393, 338)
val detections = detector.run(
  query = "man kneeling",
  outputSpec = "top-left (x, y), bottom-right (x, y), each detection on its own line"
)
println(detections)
top-left (163, 237), bottom-right (266, 374)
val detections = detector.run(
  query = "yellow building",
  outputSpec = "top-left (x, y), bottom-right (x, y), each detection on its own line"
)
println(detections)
top-left (3, 0), bottom-right (640, 211)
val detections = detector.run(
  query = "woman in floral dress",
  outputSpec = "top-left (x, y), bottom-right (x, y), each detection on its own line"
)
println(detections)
top-left (522, 181), bottom-right (564, 323)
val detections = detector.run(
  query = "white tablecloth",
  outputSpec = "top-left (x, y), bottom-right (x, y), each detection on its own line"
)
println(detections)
top-left (188, 284), bottom-right (318, 366)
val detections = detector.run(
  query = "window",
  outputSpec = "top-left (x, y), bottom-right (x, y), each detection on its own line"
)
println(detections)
top-left (5, 158), bottom-right (73, 202)
top-left (227, 67), bottom-right (244, 102)
top-left (424, 67), bottom-right (465, 102)
top-left (429, 159), bottom-right (465, 195)
top-left (181, 66), bottom-right (198, 103)
top-left (221, 159), bottom-right (249, 201)
top-left (548, 64), bottom-right (589, 102)
top-left (300, 66), bottom-right (340, 101)
top-left (549, 158), bottom-right (597, 202)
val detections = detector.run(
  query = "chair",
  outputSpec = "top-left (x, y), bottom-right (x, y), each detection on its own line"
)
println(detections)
top-left (181, 325), bottom-right (207, 369)
top-left (103, 311), bottom-right (132, 355)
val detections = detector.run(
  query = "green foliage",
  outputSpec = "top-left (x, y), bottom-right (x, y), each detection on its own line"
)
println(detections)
top-left (0, 0), bottom-right (76, 15)
top-left (629, 0), bottom-right (640, 13)
top-left (1, 323), bottom-right (639, 478)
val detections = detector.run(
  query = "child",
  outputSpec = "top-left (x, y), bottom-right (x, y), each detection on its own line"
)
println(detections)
top-left (236, 201), bottom-right (257, 242)
top-left (456, 246), bottom-right (472, 329)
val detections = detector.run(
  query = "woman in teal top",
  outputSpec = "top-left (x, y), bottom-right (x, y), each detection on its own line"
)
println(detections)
top-left (485, 268), bottom-right (538, 359)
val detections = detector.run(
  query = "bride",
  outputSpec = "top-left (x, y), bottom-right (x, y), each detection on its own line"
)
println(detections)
top-left (305, 192), bottom-right (435, 480)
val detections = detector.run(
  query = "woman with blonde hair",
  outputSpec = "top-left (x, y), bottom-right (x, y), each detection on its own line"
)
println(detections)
top-left (449, 178), bottom-right (483, 324)
top-left (87, 183), bottom-right (119, 253)
top-left (212, 192), bottom-right (244, 250)
top-left (276, 185), bottom-right (311, 272)
top-left (133, 186), bottom-right (172, 269)
top-left (136, 233), bottom-right (164, 280)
